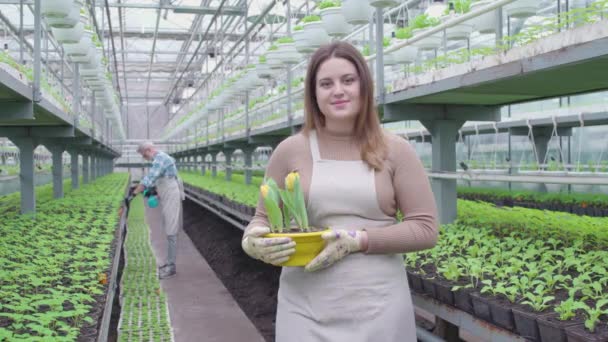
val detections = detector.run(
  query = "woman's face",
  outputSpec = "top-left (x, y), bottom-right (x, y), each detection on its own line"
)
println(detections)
top-left (315, 57), bottom-right (361, 125)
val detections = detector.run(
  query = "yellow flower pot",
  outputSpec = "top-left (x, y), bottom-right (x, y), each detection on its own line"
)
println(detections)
top-left (266, 229), bottom-right (331, 267)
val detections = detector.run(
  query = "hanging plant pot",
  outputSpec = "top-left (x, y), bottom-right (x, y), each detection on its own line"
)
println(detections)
top-left (411, 28), bottom-right (442, 51)
top-left (277, 42), bottom-right (301, 65)
top-left (42, 0), bottom-right (73, 18)
top-left (341, 0), bottom-right (372, 25)
top-left (256, 62), bottom-right (274, 79)
top-left (470, 0), bottom-right (498, 34)
top-left (68, 49), bottom-right (92, 63)
top-left (265, 49), bottom-right (284, 69)
top-left (368, 0), bottom-right (399, 9)
top-left (51, 22), bottom-right (84, 44)
top-left (391, 39), bottom-right (418, 63)
top-left (62, 39), bottom-right (91, 57)
top-left (45, 3), bottom-right (80, 28)
top-left (303, 21), bottom-right (331, 50)
top-left (383, 52), bottom-right (398, 66)
top-left (446, 22), bottom-right (474, 41)
top-left (505, 0), bottom-right (539, 19)
top-left (292, 29), bottom-right (315, 54)
top-left (320, 7), bottom-right (351, 37)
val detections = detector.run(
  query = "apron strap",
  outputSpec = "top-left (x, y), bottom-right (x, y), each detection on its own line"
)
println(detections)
top-left (309, 130), bottom-right (321, 162)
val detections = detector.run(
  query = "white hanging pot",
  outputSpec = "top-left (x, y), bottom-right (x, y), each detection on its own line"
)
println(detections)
top-left (446, 22), bottom-right (474, 41)
top-left (411, 28), bottom-right (442, 50)
top-left (51, 22), bottom-right (84, 44)
top-left (320, 7), bottom-right (351, 37)
top-left (391, 40), bottom-right (418, 63)
top-left (341, 0), bottom-right (372, 25)
top-left (42, 0), bottom-right (74, 18)
top-left (292, 29), bottom-right (315, 54)
top-left (383, 52), bottom-right (398, 66)
top-left (266, 49), bottom-right (284, 69)
top-left (45, 3), bottom-right (79, 28)
top-left (505, 0), bottom-right (539, 19)
top-left (277, 43), bottom-right (301, 65)
top-left (62, 39), bottom-right (90, 57)
top-left (68, 48), bottom-right (92, 63)
top-left (303, 22), bottom-right (331, 49)
top-left (469, 0), bottom-right (497, 34)
top-left (368, 0), bottom-right (399, 9)
top-left (256, 63), bottom-right (274, 79)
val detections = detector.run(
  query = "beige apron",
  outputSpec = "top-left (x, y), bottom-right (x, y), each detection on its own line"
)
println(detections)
top-left (275, 131), bottom-right (417, 342)
top-left (156, 177), bottom-right (184, 236)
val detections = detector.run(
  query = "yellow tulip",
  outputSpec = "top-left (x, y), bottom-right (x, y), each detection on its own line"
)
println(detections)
top-left (260, 184), bottom-right (269, 198)
top-left (285, 172), bottom-right (300, 192)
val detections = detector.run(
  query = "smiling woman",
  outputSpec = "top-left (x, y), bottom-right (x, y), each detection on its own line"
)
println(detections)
top-left (242, 41), bottom-right (439, 342)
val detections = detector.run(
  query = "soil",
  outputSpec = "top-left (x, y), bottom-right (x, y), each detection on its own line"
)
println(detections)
top-left (182, 199), bottom-right (280, 342)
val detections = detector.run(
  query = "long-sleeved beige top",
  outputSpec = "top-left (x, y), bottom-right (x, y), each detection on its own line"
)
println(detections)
top-left (247, 128), bottom-right (439, 254)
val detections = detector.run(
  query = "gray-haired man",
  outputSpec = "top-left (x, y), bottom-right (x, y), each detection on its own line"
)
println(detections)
top-left (133, 142), bottom-right (185, 279)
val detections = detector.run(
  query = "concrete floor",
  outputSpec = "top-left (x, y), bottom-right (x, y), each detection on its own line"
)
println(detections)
top-left (145, 204), bottom-right (265, 342)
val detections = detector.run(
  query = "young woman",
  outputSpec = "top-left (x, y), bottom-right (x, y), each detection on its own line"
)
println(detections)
top-left (242, 41), bottom-right (438, 341)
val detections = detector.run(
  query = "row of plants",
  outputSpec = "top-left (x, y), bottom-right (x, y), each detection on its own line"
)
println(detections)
top-left (0, 173), bottom-right (129, 341)
top-left (457, 200), bottom-right (608, 248)
top-left (118, 197), bottom-right (172, 342)
top-left (0, 177), bottom-right (79, 215)
top-left (397, 0), bottom-right (608, 77)
top-left (457, 186), bottom-right (608, 216)
top-left (178, 171), bottom-right (608, 340)
top-left (404, 223), bottom-right (608, 341)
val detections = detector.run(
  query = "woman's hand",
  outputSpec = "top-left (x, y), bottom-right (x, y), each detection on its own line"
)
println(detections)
top-left (305, 230), bottom-right (366, 272)
top-left (241, 226), bottom-right (296, 266)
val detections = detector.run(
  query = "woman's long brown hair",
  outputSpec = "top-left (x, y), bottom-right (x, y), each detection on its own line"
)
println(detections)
top-left (302, 41), bottom-right (387, 170)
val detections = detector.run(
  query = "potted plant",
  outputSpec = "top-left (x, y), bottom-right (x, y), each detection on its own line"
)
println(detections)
top-left (51, 21), bottom-right (85, 44)
top-left (265, 44), bottom-right (284, 69)
top-left (341, 0), bottom-right (372, 25)
top-left (469, 0), bottom-right (498, 34)
top-left (276, 37), bottom-right (301, 65)
top-left (41, 0), bottom-right (73, 18)
top-left (292, 25), bottom-right (315, 54)
top-left (302, 15), bottom-right (331, 49)
top-left (261, 173), bottom-right (330, 267)
top-left (410, 14), bottom-right (443, 51)
top-left (319, 0), bottom-right (351, 37)
top-left (382, 37), bottom-right (398, 66)
top-left (504, 0), bottom-right (539, 19)
top-left (45, 0), bottom-right (82, 28)
top-left (392, 26), bottom-right (418, 64)
top-left (443, 0), bottom-right (474, 41)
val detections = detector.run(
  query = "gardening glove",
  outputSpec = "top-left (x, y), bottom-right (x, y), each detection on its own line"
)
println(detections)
top-left (241, 226), bottom-right (296, 266)
top-left (305, 229), bottom-right (364, 272)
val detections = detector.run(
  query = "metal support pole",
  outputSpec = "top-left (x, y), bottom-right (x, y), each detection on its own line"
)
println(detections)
top-left (508, 128), bottom-right (512, 191)
top-left (33, 0), bottom-right (41, 102)
top-left (211, 153), bottom-right (217, 177)
top-left (244, 148), bottom-right (253, 185)
top-left (70, 149), bottom-right (79, 189)
top-left (73, 64), bottom-right (80, 124)
top-left (225, 150), bottom-right (233, 181)
top-left (91, 155), bottom-right (97, 181)
top-left (19, 0), bottom-right (24, 63)
top-left (201, 154), bottom-right (206, 175)
top-left (12, 138), bottom-right (36, 214)
top-left (49, 145), bottom-right (65, 198)
top-left (83, 154), bottom-right (90, 184)
top-left (420, 120), bottom-right (464, 224)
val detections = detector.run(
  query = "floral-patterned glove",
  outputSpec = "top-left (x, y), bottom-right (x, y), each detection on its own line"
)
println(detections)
top-left (305, 230), bottom-right (364, 272)
top-left (242, 226), bottom-right (296, 266)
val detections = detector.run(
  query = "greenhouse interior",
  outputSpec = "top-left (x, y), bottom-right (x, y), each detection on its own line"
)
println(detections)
top-left (1, 0), bottom-right (607, 341)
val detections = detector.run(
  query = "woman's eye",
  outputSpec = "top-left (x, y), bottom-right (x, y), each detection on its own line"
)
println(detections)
top-left (344, 78), bottom-right (354, 85)
top-left (320, 82), bottom-right (331, 88)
